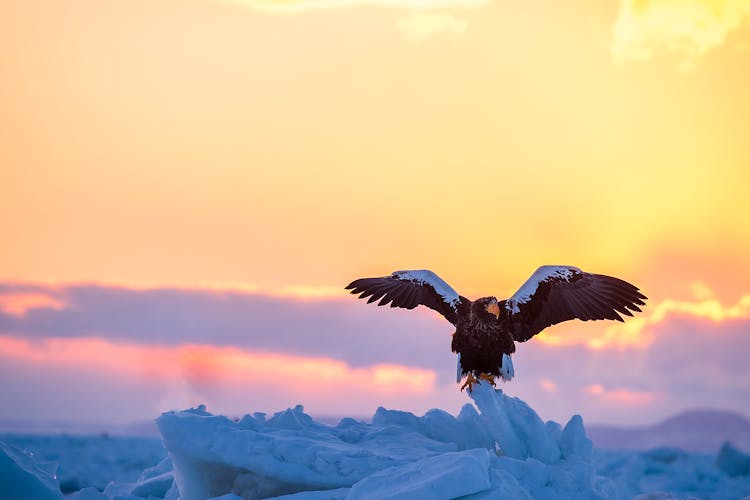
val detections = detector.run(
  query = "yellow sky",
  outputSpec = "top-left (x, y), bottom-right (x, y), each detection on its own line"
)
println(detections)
top-left (2, 0), bottom-right (749, 301)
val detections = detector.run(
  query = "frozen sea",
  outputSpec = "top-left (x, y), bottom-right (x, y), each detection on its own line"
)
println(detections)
top-left (2, 384), bottom-right (749, 499)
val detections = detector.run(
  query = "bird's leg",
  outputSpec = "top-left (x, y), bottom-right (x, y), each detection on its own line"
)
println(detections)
top-left (478, 373), bottom-right (496, 387)
top-left (460, 373), bottom-right (479, 393)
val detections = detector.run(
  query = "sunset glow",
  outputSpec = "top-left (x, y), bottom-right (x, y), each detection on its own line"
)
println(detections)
top-left (0, 334), bottom-right (438, 418)
top-left (0, 335), bottom-right (436, 392)
top-left (535, 289), bottom-right (750, 350)
top-left (611, 0), bottom-right (750, 70)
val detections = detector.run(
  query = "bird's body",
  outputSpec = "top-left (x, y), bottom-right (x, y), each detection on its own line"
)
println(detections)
top-left (452, 298), bottom-right (515, 383)
top-left (346, 266), bottom-right (646, 391)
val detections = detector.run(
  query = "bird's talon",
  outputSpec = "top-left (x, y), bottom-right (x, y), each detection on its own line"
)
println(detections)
top-left (460, 373), bottom-right (478, 393)
top-left (479, 373), bottom-right (496, 387)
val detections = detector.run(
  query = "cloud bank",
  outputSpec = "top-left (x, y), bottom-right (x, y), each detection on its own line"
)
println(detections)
top-left (0, 283), bottom-right (451, 373)
top-left (2, 282), bottom-right (749, 425)
top-left (611, 0), bottom-right (750, 71)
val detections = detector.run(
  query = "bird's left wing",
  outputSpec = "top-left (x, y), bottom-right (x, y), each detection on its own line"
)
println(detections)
top-left (504, 265), bottom-right (647, 342)
top-left (346, 270), bottom-right (462, 325)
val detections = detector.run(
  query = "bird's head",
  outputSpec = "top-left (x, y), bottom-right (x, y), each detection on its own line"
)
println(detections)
top-left (475, 297), bottom-right (500, 320)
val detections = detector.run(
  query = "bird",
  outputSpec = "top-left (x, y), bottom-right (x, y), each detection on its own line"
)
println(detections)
top-left (345, 266), bottom-right (646, 392)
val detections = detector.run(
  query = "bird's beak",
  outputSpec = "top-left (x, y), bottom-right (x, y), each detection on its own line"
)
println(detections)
top-left (485, 301), bottom-right (500, 319)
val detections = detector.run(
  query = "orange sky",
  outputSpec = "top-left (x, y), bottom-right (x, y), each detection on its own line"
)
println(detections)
top-left (1, 0), bottom-right (750, 425)
top-left (2, 0), bottom-right (749, 297)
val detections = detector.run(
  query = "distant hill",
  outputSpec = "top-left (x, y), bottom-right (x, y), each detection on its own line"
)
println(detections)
top-left (587, 409), bottom-right (750, 453)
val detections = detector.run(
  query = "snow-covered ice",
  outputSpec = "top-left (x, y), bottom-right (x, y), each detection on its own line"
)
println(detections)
top-left (2, 382), bottom-right (750, 499)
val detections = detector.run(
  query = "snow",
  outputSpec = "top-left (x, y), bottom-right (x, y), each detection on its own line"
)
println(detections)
top-left (506, 265), bottom-right (580, 313)
top-left (2, 385), bottom-right (750, 499)
top-left (392, 270), bottom-right (460, 308)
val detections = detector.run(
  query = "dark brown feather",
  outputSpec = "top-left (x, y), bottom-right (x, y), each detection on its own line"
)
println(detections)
top-left (346, 274), bottom-right (460, 325)
top-left (505, 270), bottom-right (647, 342)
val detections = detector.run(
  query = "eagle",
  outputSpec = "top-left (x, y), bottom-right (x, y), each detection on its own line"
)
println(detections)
top-left (346, 266), bottom-right (646, 392)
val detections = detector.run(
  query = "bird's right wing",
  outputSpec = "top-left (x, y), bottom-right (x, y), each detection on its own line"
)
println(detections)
top-left (345, 270), bottom-right (462, 325)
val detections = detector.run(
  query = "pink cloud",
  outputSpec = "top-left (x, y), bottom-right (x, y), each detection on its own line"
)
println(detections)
top-left (0, 334), bottom-right (443, 420)
top-left (0, 291), bottom-right (66, 316)
top-left (583, 384), bottom-right (657, 407)
top-left (539, 378), bottom-right (558, 393)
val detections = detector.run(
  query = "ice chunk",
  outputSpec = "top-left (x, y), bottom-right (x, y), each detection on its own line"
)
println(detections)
top-left (149, 387), bottom-right (732, 500)
top-left (268, 489), bottom-right (350, 500)
top-left (640, 447), bottom-right (686, 464)
top-left (68, 487), bottom-right (108, 500)
top-left (463, 468), bottom-right (533, 500)
top-left (0, 440), bottom-right (63, 500)
top-left (1, 433), bottom-right (166, 494)
top-left (107, 456), bottom-right (174, 498)
top-left (545, 420), bottom-right (562, 444)
top-left (346, 448), bottom-right (490, 499)
top-left (559, 415), bottom-right (593, 460)
top-left (469, 383), bottom-right (561, 463)
top-left (158, 405), bottom-right (456, 500)
top-left (372, 405), bottom-right (493, 451)
top-left (716, 441), bottom-right (750, 477)
top-left (130, 470), bottom-right (174, 497)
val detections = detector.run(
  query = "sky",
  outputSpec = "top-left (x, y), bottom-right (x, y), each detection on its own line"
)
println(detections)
top-left (1, 0), bottom-right (749, 427)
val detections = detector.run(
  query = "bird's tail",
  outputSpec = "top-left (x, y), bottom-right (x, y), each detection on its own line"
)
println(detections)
top-left (499, 353), bottom-right (514, 382)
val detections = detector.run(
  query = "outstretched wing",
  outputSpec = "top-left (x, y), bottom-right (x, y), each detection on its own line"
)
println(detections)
top-left (345, 270), bottom-right (462, 325)
top-left (503, 265), bottom-right (647, 342)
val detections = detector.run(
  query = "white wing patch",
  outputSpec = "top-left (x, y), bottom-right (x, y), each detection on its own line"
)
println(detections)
top-left (393, 270), bottom-right (461, 310)
top-left (505, 265), bottom-right (581, 314)
top-left (499, 353), bottom-right (514, 382)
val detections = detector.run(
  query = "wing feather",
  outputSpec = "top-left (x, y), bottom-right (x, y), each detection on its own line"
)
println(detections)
top-left (346, 269), bottom-right (462, 325)
top-left (504, 265), bottom-right (647, 342)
